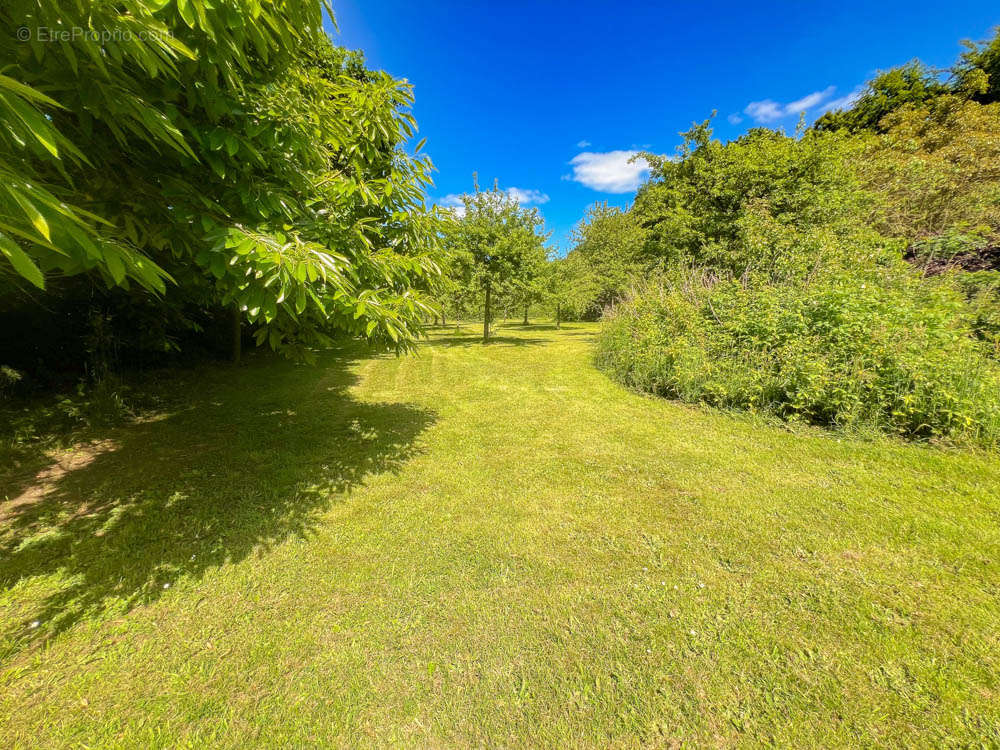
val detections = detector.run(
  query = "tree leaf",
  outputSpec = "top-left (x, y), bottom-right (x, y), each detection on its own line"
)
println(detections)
top-left (0, 233), bottom-right (44, 288)
top-left (10, 191), bottom-right (50, 241)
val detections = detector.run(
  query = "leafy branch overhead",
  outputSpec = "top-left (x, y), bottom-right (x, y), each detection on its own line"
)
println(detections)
top-left (0, 0), bottom-right (444, 357)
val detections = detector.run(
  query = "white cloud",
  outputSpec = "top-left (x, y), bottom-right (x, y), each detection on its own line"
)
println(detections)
top-left (577, 139), bottom-right (591, 148)
top-left (743, 86), bottom-right (837, 123)
top-left (784, 86), bottom-right (836, 114)
top-left (505, 187), bottom-right (550, 205)
top-left (568, 150), bottom-right (651, 193)
top-left (438, 193), bottom-right (466, 218)
top-left (744, 99), bottom-right (784, 123)
top-left (437, 186), bottom-right (549, 216)
top-left (818, 85), bottom-right (865, 114)
top-left (727, 113), bottom-right (744, 125)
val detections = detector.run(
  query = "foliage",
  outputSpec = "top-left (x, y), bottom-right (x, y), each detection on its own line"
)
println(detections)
top-left (598, 270), bottom-right (1000, 447)
top-left (859, 96), bottom-right (1000, 251)
top-left (540, 253), bottom-right (598, 324)
top-left (812, 62), bottom-right (949, 133)
top-left (506, 240), bottom-right (550, 323)
top-left (0, 0), bottom-right (442, 360)
top-left (633, 122), bottom-right (893, 281)
top-left (813, 27), bottom-right (1000, 133)
top-left (590, 29), bottom-right (1000, 448)
top-left (957, 271), bottom-right (1000, 358)
top-left (0, 365), bottom-right (22, 398)
top-left (440, 184), bottom-right (548, 337)
top-left (954, 26), bottom-right (1000, 104)
top-left (565, 202), bottom-right (647, 317)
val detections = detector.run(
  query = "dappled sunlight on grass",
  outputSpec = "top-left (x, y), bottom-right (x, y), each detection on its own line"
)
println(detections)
top-left (0, 345), bottom-right (434, 657)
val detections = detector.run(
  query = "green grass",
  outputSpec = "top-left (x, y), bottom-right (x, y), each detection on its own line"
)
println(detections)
top-left (2, 322), bottom-right (999, 748)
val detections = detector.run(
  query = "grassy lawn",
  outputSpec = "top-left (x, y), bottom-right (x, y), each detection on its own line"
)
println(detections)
top-left (2, 322), bottom-right (999, 747)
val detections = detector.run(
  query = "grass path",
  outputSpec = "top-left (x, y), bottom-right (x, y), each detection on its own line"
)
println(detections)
top-left (2, 323), bottom-right (999, 747)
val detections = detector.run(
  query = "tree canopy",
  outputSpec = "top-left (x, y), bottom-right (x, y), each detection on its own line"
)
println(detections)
top-left (1, 0), bottom-right (443, 362)
top-left (440, 183), bottom-right (548, 340)
top-left (587, 25), bottom-right (1000, 447)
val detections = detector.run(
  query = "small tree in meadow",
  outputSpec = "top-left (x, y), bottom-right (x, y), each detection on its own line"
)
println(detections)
top-left (446, 182), bottom-right (548, 341)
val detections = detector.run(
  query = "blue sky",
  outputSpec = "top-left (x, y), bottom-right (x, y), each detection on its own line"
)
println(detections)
top-left (326, 1), bottom-right (999, 253)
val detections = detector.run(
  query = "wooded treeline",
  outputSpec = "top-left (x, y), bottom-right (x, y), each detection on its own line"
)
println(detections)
top-left (4, 8), bottom-right (1000, 448)
top-left (583, 29), bottom-right (1000, 446)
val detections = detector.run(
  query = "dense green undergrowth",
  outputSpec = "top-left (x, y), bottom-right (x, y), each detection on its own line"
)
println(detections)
top-left (598, 272), bottom-right (1000, 448)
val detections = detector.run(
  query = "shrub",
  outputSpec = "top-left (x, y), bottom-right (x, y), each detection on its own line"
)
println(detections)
top-left (860, 97), bottom-right (1000, 246)
top-left (957, 271), bottom-right (1000, 357)
top-left (597, 269), bottom-right (1000, 447)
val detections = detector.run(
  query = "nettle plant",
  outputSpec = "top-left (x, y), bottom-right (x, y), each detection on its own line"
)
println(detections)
top-left (0, 0), bottom-right (443, 358)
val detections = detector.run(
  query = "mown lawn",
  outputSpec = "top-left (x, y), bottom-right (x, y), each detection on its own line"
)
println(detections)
top-left (1, 323), bottom-right (999, 748)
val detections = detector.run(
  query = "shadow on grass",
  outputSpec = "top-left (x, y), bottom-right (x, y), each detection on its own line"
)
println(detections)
top-left (423, 335), bottom-right (548, 348)
top-left (0, 344), bottom-right (435, 657)
top-left (505, 323), bottom-right (563, 331)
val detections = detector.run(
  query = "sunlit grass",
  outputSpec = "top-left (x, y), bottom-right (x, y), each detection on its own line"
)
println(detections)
top-left (2, 322), bottom-right (999, 747)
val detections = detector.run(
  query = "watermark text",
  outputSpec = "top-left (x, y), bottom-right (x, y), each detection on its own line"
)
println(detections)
top-left (17, 26), bottom-right (174, 43)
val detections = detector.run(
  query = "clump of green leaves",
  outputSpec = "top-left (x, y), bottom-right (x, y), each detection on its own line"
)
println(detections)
top-left (957, 271), bottom-right (1000, 358)
top-left (634, 122), bottom-right (889, 280)
top-left (812, 62), bottom-right (950, 133)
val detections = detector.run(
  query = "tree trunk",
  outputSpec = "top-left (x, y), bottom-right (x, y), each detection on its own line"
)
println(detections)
top-left (556, 303), bottom-right (561, 329)
top-left (442, 311), bottom-right (447, 326)
top-left (483, 279), bottom-right (491, 342)
top-left (231, 305), bottom-right (242, 365)
top-left (523, 305), bottom-right (529, 326)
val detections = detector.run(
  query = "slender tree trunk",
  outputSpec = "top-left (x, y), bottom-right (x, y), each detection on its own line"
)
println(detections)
top-left (483, 279), bottom-right (491, 342)
top-left (442, 311), bottom-right (447, 326)
top-left (523, 305), bottom-right (529, 326)
top-left (231, 305), bottom-right (242, 365)
top-left (556, 303), bottom-right (561, 329)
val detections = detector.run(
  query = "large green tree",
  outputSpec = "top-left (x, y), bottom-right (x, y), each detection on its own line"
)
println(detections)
top-left (813, 27), bottom-right (1000, 133)
top-left (541, 253), bottom-right (596, 326)
top-left (1, 0), bottom-right (442, 362)
top-left (633, 121), bottom-right (884, 283)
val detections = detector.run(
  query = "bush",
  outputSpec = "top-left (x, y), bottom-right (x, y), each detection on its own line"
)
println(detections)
top-left (597, 269), bottom-right (1000, 447)
top-left (957, 271), bottom-right (1000, 357)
